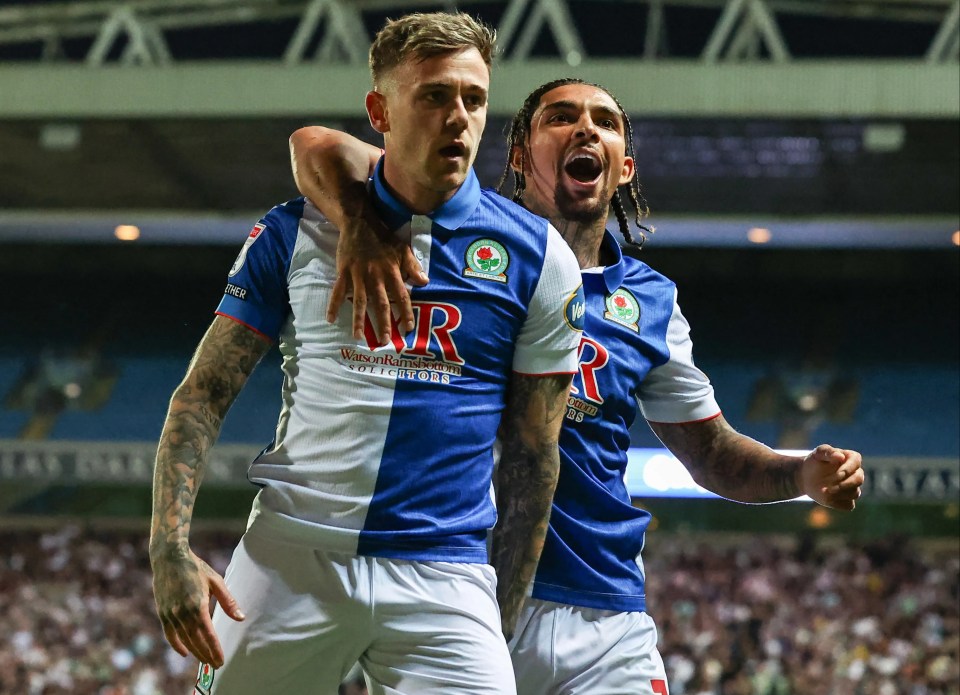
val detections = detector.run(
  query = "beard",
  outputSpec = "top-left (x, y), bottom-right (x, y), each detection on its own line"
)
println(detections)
top-left (553, 183), bottom-right (611, 225)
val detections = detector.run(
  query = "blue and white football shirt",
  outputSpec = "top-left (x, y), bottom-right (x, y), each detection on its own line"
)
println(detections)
top-left (531, 232), bottom-right (720, 612)
top-left (216, 160), bottom-right (584, 564)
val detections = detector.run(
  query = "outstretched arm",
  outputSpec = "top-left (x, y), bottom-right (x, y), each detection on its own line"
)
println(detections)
top-left (289, 126), bottom-right (427, 345)
top-left (149, 315), bottom-right (271, 667)
top-left (650, 415), bottom-right (864, 509)
top-left (492, 372), bottom-right (572, 640)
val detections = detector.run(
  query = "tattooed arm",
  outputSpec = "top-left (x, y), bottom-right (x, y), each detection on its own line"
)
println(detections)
top-left (149, 315), bottom-right (271, 667)
top-left (649, 415), bottom-right (863, 510)
top-left (492, 372), bottom-right (571, 640)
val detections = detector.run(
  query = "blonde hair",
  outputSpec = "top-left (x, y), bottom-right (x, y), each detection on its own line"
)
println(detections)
top-left (369, 12), bottom-right (496, 89)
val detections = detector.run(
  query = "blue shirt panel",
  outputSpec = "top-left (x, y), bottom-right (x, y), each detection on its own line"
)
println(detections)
top-left (357, 164), bottom-right (556, 559)
top-left (532, 235), bottom-right (677, 612)
top-left (215, 198), bottom-right (304, 339)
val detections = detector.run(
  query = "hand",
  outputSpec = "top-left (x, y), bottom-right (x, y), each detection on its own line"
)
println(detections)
top-left (151, 546), bottom-right (244, 668)
top-left (327, 214), bottom-right (429, 346)
top-left (800, 444), bottom-right (864, 511)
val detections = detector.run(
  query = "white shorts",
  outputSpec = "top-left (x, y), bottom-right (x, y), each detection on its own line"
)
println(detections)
top-left (200, 527), bottom-right (516, 695)
top-left (509, 598), bottom-right (669, 695)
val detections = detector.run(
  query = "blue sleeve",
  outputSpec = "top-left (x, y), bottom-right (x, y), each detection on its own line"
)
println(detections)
top-left (215, 199), bottom-right (304, 340)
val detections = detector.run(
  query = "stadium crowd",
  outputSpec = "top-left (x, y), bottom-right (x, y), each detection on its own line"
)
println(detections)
top-left (0, 524), bottom-right (956, 695)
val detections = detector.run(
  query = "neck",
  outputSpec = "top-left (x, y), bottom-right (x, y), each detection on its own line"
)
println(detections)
top-left (550, 217), bottom-right (609, 269)
top-left (381, 156), bottom-right (453, 215)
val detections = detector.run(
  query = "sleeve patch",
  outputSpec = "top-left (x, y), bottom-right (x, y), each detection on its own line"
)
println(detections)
top-left (224, 283), bottom-right (249, 300)
top-left (564, 284), bottom-right (586, 332)
top-left (229, 222), bottom-right (266, 277)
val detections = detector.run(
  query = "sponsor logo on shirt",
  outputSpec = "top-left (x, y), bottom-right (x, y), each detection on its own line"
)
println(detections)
top-left (339, 349), bottom-right (462, 384)
top-left (223, 283), bottom-right (248, 300)
top-left (463, 238), bottom-right (509, 283)
top-left (339, 301), bottom-right (465, 384)
top-left (564, 285), bottom-right (586, 331)
top-left (228, 222), bottom-right (265, 277)
top-left (195, 663), bottom-right (214, 695)
top-left (566, 336), bottom-right (609, 422)
top-left (603, 288), bottom-right (640, 331)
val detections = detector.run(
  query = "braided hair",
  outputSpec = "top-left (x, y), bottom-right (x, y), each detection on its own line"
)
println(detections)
top-left (497, 78), bottom-right (652, 248)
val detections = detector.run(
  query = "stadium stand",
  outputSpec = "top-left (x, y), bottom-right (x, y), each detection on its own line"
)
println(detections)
top-left (43, 354), bottom-right (282, 444)
top-left (2, 244), bottom-right (956, 457)
top-left (0, 358), bottom-right (29, 438)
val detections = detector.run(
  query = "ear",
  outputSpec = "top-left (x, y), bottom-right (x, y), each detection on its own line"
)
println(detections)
top-left (618, 155), bottom-right (635, 186)
top-left (509, 144), bottom-right (524, 174)
top-left (366, 91), bottom-right (389, 134)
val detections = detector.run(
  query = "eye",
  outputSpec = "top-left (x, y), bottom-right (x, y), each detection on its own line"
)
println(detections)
top-left (547, 113), bottom-right (572, 123)
top-left (464, 93), bottom-right (486, 109)
top-left (598, 118), bottom-right (618, 130)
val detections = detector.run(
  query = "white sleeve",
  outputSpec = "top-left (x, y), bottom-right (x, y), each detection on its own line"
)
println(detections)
top-left (512, 224), bottom-right (584, 376)
top-left (637, 291), bottom-right (721, 423)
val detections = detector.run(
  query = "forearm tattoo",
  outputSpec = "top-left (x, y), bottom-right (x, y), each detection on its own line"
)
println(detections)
top-left (150, 317), bottom-right (269, 557)
top-left (492, 373), bottom-right (569, 631)
top-left (650, 416), bottom-right (800, 503)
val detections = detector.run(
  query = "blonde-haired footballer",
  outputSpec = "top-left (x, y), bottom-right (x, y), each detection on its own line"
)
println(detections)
top-left (149, 13), bottom-right (585, 695)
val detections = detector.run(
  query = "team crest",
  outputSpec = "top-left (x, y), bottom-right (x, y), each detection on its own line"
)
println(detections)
top-left (604, 289), bottom-right (640, 331)
top-left (229, 222), bottom-right (265, 277)
top-left (195, 663), bottom-right (215, 694)
top-left (464, 239), bottom-right (509, 283)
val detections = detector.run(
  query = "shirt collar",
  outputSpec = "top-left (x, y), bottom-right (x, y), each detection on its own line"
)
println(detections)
top-left (598, 231), bottom-right (626, 293)
top-left (370, 156), bottom-right (481, 231)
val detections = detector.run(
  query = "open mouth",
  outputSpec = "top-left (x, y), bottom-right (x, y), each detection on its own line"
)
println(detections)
top-left (563, 153), bottom-right (603, 183)
top-left (439, 143), bottom-right (466, 158)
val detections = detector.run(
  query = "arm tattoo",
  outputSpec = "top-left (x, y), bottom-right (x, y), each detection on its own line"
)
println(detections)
top-left (649, 415), bottom-right (801, 503)
top-left (149, 316), bottom-right (270, 559)
top-left (492, 373), bottom-right (570, 635)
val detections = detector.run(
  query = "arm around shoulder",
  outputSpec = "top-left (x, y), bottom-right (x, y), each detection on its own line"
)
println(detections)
top-left (288, 126), bottom-right (381, 228)
top-left (288, 126), bottom-right (426, 342)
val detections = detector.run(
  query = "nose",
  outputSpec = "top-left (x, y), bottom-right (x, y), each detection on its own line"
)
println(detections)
top-left (574, 116), bottom-right (599, 142)
top-left (446, 97), bottom-right (469, 131)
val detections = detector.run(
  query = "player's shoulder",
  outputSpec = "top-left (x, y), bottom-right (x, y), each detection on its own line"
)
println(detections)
top-left (620, 253), bottom-right (674, 288)
top-left (260, 197), bottom-right (308, 232)
top-left (248, 196), bottom-right (327, 253)
top-left (230, 198), bottom-right (307, 271)
top-left (476, 188), bottom-right (550, 234)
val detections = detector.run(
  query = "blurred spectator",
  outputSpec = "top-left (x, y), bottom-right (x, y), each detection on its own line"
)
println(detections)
top-left (0, 525), bottom-right (233, 695)
top-left (1, 525), bottom-right (955, 694)
top-left (648, 534), bottom-right (960, 695)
